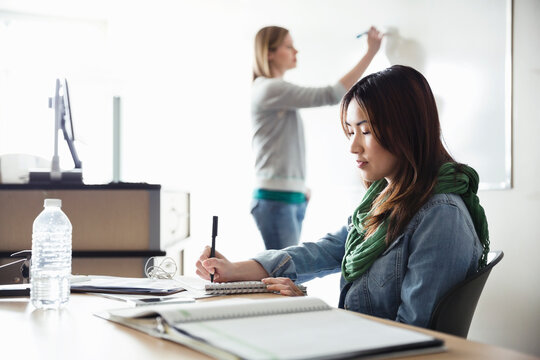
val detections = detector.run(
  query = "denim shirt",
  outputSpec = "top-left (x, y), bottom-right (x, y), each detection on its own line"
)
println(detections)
top-left (252, 193), bottom-right (483, 328)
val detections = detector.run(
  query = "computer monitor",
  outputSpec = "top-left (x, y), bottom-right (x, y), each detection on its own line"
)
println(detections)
top-left (29, 78), bottom-right (83, 184)
top-left (59, 78), bottom-right (82, 169)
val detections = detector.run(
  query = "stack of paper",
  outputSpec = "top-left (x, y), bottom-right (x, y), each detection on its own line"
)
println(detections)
top-left (70, 275), bottom-right (185, 295)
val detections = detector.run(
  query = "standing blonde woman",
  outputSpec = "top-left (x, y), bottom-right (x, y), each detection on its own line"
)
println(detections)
top-left (251, 25), bottom-right (383, 250)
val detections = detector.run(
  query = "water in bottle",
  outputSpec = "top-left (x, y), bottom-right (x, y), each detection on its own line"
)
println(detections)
top-left (30, 198), bottom-right (72, 309)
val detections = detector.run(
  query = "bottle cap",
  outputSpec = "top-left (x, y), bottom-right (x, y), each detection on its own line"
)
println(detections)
top-left (44, 198), bottom-right (62, 207)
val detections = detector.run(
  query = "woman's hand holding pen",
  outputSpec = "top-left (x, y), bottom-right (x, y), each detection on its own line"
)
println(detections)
top-left (196, 246), bottom-right (231, 282)
top-left (196, 247), bottom-right (303, 297)
top-left (339, 26), bottom-right (383, 90)
top-left (366, 26), bottom-right (383, 55)
top-left (196, 246), bottom-right (269, 282)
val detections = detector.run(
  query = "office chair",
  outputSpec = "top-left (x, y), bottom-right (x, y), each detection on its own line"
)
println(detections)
top-left (428, 250), bottom-right (504, 338)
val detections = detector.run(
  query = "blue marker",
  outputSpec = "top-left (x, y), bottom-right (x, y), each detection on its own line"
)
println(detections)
top-left (356, 30), bottom-right (369, 39)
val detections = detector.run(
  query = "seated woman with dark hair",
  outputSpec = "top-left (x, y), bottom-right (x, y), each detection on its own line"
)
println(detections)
top-left (196, 65), bottom-right (490, 328)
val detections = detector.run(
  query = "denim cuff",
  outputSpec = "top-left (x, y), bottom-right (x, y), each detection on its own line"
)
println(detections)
top-left (252, 250), bottom-right (298, 281)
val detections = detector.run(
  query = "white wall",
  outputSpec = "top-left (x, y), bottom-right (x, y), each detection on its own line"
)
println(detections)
top-left (466, 0), bottom-right (540, 355)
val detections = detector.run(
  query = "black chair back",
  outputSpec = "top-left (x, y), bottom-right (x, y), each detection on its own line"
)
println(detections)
top-left (428, 250), bottom-right (504, 338)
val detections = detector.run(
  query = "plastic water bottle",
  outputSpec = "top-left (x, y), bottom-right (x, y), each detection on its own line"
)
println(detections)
top-left (30, 198), bottom-right (72, 309)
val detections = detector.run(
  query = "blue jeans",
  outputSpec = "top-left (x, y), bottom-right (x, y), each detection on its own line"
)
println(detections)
top-left (251, 199), bottom-right (307, 250)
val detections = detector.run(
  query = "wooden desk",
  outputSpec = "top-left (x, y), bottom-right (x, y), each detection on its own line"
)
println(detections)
top-left (0, 294), bottom-right (535, 360)
top-left (0, 184), bottom-right (190, 278)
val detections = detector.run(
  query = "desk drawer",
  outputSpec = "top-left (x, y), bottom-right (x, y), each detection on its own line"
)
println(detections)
top-left (0, 189), bottom-right (159, 251)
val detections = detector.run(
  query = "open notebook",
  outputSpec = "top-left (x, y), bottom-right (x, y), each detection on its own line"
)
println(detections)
top-left (96, 296), bottom-right (444, 360)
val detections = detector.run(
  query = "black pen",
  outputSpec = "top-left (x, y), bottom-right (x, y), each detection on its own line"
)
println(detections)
top-left (210, 216), bottom-right (218, 283)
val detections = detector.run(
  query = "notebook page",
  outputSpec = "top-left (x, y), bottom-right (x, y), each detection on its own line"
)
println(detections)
top-left (177, 309), bottom-right (442, 360)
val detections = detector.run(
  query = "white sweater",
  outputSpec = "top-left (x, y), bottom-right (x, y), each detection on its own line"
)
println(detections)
top-left (251, 77), bottom-right (346, 192)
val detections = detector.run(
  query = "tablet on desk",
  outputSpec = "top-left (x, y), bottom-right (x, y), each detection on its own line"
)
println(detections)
top-left (97, 293), bottom-right (195, 307)
top-left (0, 283), bottom-right (30, 297)
top-left (1, 275), bottom-right (187, 297)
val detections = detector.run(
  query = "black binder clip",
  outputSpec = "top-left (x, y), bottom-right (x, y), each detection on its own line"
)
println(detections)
top-left (0, 250), bottom-right (31, 285)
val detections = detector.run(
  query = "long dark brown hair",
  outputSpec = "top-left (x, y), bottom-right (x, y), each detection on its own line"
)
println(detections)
top-left (340, 65), bottom-right (453, 243)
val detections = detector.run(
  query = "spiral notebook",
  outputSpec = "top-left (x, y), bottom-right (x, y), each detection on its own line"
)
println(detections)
top-left (96, 296), bottom-right (445, 360)
top-left (205, 281), bottom-right (307, 295)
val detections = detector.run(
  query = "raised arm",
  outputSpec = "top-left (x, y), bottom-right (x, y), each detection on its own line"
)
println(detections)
top-left (338, 26), bottom-right (383, 90)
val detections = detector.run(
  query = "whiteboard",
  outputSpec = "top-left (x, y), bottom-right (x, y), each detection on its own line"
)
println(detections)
top-left (248, 0), bottom-right (512, 190)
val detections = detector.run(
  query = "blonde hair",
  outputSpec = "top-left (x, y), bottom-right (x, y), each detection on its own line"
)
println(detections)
top-left (253, 26), bottom-right (289, 81)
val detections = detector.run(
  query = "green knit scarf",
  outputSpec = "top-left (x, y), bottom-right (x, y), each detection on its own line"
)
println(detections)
top-left (341, 162), bottom-right (490, 282)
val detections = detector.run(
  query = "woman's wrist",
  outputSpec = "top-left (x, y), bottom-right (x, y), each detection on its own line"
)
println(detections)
top-left (232, 260), bottom-right (270, 281)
